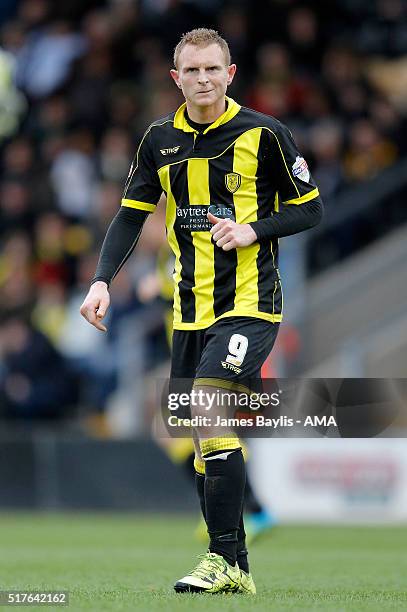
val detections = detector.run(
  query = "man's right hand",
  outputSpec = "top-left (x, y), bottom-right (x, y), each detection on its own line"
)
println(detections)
top-left (80, 281), bottom-right (110, 332)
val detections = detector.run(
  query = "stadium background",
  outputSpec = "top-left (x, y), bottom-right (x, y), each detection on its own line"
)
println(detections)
top-left (0, 0), bottom-right (406, 608)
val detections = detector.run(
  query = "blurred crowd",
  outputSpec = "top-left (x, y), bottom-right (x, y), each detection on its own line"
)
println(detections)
top-left (0, 0), bottom-right (406, 422)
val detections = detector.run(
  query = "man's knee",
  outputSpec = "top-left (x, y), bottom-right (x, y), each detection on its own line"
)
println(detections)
top-left (190, 384), bottom-right (211, 419)
top-left (200, 436), bottom-right (242, 459)
top-left (193, 455), bottom-right (205, 474)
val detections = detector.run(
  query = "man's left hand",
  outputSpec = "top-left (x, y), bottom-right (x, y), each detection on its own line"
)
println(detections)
top-left (207, 212), bottom-right (257, 251)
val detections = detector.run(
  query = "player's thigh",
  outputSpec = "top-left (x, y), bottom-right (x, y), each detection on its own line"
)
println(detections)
top-left (170, 329), bottom-right (205, 379)
top-left (196, 316), bottom-right (279, 386)
top-left (169, 329), bottom-right (205, 419)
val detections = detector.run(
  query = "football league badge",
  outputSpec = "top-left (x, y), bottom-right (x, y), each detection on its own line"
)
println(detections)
top-left (292, 156), bottom-right (310, 182)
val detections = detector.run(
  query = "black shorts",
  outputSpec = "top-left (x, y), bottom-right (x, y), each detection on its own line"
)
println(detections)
top-left (170, 316), bottom-right (279, 391)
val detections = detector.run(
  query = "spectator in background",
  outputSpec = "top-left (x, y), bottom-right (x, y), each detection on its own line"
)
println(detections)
top-left (358, 0), bottom-right (407, 57)
top-left (50, 128), bottom-right (97, 220)
top-left (0, 46), bottom-right (26, 139)
top-left (309, 121), bottom-right (344, 198)
top-left (57, 251), bottom-right (116, 417)
top-left (0, 308), bottom-right (78, 420)
top-left (15, 19), bottom-right (86, 99)
top-left (0, 231), bottom-right (34, 312)
top-left (247, 42), bottom-right (312, 120)
top-left (31, 281), bottom-right (67, 347)
top-left (1, 137), bottom-right (53, 211)
top-left (91, 181), bottom-right (123, 242)
top-left (286, 5), bottom-right (322, 75)
top-left (98, 128), bottom-right (132, 183)
top-left (32, 212), bottom-right (77, 288)
top-left (0, 181), bottom-right (35, 237)
top-left (369, 96), bottom-right (407, 157)
top-left (343, 118), bottom-right (398, 182)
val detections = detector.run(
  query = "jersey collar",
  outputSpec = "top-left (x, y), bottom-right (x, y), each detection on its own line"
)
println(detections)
top-left (173, 96), bottom-right (241, 134)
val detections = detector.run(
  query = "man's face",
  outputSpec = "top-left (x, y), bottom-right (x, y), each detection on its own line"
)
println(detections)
top-left (170, 43), bottom-right (236, 110)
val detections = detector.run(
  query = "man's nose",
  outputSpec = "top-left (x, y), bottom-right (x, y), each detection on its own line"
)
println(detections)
top-left (198, 69), bottom-right (209, 82)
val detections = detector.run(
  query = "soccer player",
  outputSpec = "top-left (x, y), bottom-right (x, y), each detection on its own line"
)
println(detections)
top-left (138, 242), bottom-right (278, 544)
top-left (80, 28), bottom-right (323, 594)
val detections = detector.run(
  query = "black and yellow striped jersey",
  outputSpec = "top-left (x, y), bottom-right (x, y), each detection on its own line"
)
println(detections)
top-left (122, 97), bottom-right (320, 330)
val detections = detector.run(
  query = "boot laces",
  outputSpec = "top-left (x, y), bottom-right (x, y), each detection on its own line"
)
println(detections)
top-left (189, 552), bottom-right (226, 580)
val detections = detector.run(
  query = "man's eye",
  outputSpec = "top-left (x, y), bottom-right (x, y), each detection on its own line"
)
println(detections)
top-left (187, 68), bottom-right (197, 72)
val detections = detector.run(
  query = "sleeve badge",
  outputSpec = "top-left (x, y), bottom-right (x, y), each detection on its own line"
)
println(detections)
top-left (292, 156), bottom-right (310, 183)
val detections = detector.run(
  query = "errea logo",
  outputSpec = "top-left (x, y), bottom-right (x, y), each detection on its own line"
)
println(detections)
top-left (160, 146), bottom-right (180, 156)
top-left (221, 361), bottom-right (242, 374)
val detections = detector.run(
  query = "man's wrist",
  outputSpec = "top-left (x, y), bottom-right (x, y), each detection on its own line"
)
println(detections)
top-left (249, 219), bottom-right (276, 242)
top-left (90, 278), bottom-right (110, 289)
top-left (248, 222), bottom-right (260, 241)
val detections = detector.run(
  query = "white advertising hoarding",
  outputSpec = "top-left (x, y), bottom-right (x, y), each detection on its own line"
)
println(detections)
top-left (250, 438), bottom-right (407, 523)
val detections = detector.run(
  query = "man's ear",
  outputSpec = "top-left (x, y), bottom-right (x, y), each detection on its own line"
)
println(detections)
top-left (227, 64), bottom-right (237, 86)
top-left (170, 69), bottom-right (182, 89)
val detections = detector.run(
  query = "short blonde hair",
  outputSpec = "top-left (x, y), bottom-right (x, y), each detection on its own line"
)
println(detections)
top-left (173, 28), bottom-right (231, 69)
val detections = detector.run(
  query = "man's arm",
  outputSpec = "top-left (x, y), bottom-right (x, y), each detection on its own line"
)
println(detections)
top-left (91, 207), bottom-right (148, 286)
top-left (80, 124), bottom-right (162, 331)
top-left (80, 208), bottom-right (148, 331)
top-left (207, 197), bottom-right (323, 251)
top-left (249, 197), bottom-right (323, 241)
top-left (248, 122), bottom-right (324, 242)
top-left (208, 122), bottom-right (323, 250)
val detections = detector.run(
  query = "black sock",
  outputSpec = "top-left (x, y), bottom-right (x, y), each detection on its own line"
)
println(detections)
top-left (195, 451), bottom-right (264, 516)
top-left (204, 448), bottom-right (246, 567)
top-left (237, 512), bottom-right (249, 573)
top-left (197, 469), bottom-right (249, 571)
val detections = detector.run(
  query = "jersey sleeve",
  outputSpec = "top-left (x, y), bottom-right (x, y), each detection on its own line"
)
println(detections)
top-left (121, 127), bottom-right (162, 213)
top-left (269, 124), bottom-right (319, 206)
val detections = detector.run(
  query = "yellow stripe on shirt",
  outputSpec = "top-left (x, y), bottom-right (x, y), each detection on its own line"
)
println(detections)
top-left (121, 198), bottom-right (156, 212)
top-left (283, 187), bottom-right (319, 205)
top-left (232, 128), bottom-right (262, 312)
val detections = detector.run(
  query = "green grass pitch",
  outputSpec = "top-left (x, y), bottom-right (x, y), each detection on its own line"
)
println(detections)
top-left (0, 514), bottom-right (406, 611)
